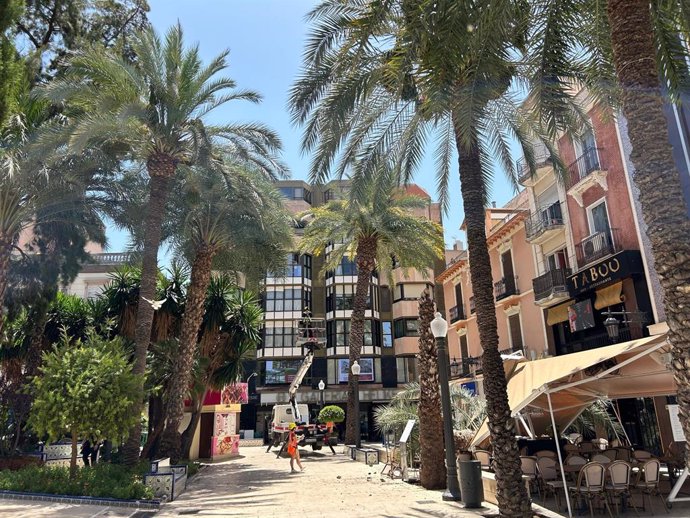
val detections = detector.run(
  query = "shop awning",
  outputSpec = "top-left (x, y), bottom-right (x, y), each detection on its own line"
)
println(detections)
top-left (546, 300), bottom-right (572, 326)
top-left (470, 333), bottom-right (672, 448)
top-left (594, 281), bottom-right (623, 310)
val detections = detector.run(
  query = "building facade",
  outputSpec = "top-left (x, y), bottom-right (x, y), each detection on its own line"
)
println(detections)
top-left (253, 180), bottom-right (451, 441)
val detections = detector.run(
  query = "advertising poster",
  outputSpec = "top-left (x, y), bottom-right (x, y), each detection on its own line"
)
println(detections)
top-left (338, 358), bottom-right (374, 382)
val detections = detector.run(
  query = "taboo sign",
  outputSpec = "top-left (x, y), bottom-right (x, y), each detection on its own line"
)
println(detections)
top-left (567, 250), bottom-right (643, 296)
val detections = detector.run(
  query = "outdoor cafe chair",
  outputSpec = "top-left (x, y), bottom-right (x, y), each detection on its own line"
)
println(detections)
top-left (592, 453), bottom-right (612, 465)
top-left (634, 459), bottom-right (669, 514)
top-left (535, 450), bottom-right (557, 459)
top-left (580, 442), bottom-right (595, 455)
top-left (568, 462), bottom-right (614, 518)
top-left (474, 450), bottom-right (492, 471)
top-left (537, 456), bottom-right (564, 509)
top-left (606, 460), bottom-right (639, 516)
top-left (564, 443), bottom-right (580, 455)
top-left (566, 454), bottom-right (587, 466)
top-left (521, 456), bottom-right (541, 499)
top-left (602, 449), bottom-right (618, 462)
top-left (633, 449), bottom-right (653, 462)
top-left (615, 447), bottom-right (632, 463)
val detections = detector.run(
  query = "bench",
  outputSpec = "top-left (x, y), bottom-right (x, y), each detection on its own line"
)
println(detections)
top-left (40, 442), bottom-right (96, 468)
top-left (144, 457), bottom-right (188, 501)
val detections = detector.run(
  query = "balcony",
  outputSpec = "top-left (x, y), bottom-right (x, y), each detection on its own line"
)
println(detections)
top-left (494, 276), bottom-right (519, 301)
top-left (575, 228), bottom-right (620, 268)
top-left (532, 268), bottom-right (571, 306)
top-left (92, 252), bottom-right (132, 265)
top-left (449, 305), bottom-right (466, 323)
top-left (517, 149), bottom-right (553, 187)
top-left (525, 202), bottom-right (565, 245)
top-left (567, 148), bottom-right (609, 207)
top-left (469, 296), bottom-right (476, 314)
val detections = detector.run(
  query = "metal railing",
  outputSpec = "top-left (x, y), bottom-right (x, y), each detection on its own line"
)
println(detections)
top-left (449, 305), bottom-right (466, 323)
top-left (517, 149), bottom-right (553, 184)
top-left (575, 228), bottom-right (619, 267)
top-left (568, 147), bottom-right (604, 187)
top-left (525, 202), bottom-right (564, 240)
top-left (494, 276), bottom-right (519, 301)
top-left (91, 252), bottom-right (132, 265)
top-left (556, 326), bottom-right (639, 356)
top-left (532, 268), bottom-right (571, 301)
top-left (469, 296), bottom-right (476, 314)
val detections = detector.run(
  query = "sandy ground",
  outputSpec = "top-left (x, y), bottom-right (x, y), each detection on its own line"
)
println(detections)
top-left (157, 445), bottom-right (489, 518)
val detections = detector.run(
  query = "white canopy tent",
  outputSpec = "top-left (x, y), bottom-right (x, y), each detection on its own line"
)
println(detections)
top-left (468, 333), bottom-right (675, 517)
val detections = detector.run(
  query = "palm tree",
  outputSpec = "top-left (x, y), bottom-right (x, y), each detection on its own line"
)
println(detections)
top-left (290, 2), bottom-right (556, 513)
top-left (180, 279), bottom-right (263, 459)
top-left (298, 168), bottom-right (444, 445)
top-left (38, 24), bottom-right (287, 464)
top-left (158, 163), bottom-right (292, 461)
top-left (417, 287), bottom-right (445, 489)
top-left (526, 0), bottom-right (690, 463)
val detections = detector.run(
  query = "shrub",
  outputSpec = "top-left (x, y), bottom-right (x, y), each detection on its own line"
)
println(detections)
top-left (318, 405), bottom-right (345, 423)
top-left (0, 463), bottom-right (153, 500)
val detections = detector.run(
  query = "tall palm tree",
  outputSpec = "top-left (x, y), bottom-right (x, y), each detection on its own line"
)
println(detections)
top-left (417, 287), bottom-right (445, 489)
top-left (298, 168), bottom-right (444, 445)
top-left (290, 2), bottom-right (556, 514)
top-left (38, 24), bottom-right (287, 464)
top-left (158, 163), bottom-right (292, 461)
top-left (526, 0), bottom-right (690, 464)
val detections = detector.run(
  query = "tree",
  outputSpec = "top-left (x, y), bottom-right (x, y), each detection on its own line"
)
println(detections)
top-left (27, 329), bottom-right (139, 477)
top-left (527, 0), bottom-right (690, 469)
top-left (0, 0), bottom-right (24, 124)
top-left (417, 288), bottom-right (445, 489)
top-left (298, 168), bottom-right (444, 445)
top-left (39, 23), bottom-right (287, 465)
top-left (158, 163), bottom-right (292, 461)
top-left (291, 2), bottom-right (557, 514)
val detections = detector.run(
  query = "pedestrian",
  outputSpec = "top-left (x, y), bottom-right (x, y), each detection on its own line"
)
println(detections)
top-left (287, 423), bottom-right (304, 473)
top-left (81, 439), bottom-right (92, 467)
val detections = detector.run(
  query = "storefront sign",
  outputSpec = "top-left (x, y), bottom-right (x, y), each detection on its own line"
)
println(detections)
top-left (567, 250), bottom-right (643, 296)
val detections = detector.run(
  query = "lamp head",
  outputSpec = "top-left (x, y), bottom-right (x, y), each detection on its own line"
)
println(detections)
top-left (430, 312), bottom-right (448, 338)
top-left (604, 315), bottom-right (620, 341)
top-left (351, 360), bottom-right (361, 375)
top-left (318, 379), bottom-right (325, 390)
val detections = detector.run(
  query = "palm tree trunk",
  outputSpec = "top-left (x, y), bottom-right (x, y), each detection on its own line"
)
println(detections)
top-left (417, 288), bottom-right (446, 489)
top-left (181, 391), bottom-right (204, 460)
top-left (607, 0), bottom-right (690, 465)
top-left (455, 130), bottom-right (531, 517)
top-left (159, 246), bottom-right (215, 462)
top-left (0, 236), bottom-right (11, 335)
top-left (345, 237), bottom-right (377, 445)
top-left (141, 395), bottom-right (166, 459)
top-left (122, 167), bottom-right (174, 467)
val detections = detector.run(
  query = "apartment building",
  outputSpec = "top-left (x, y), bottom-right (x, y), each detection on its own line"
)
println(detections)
top-left (437, 191), bottom-right (548, 393)
top-left (252, 180), bottom-right (449, 441)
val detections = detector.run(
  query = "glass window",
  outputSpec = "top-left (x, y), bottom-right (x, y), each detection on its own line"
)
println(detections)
top-left (261, 321), bottom-right (296, 349)
top-left (588, 201), bottom-right (610, 234)
top-left (394, 318), bottom-right (420, 338)
top-left (382, 322), bottom-right (393, 348)
top-left (326, 319), bottom-right (379, 348)
top-left (396, 357), bottom-right (418, 383)
top-left (337, 358), bottom-right (375, 382)
top-left (263, 287), bottom-right (310, 313)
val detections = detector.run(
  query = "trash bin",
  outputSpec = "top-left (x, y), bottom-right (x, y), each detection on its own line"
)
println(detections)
top-left (459, 460), bottom-right (483, 508)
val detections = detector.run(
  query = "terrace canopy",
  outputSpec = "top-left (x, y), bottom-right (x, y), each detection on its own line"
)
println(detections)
top-left (470, 333), bottom-right (673, 448)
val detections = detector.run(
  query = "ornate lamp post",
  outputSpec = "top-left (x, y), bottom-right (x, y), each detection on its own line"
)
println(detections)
top-left (351, 360), bottom-right (361, 449)
top-left (430, 312), bottom-right (462, 501)
top-left (318, 379), bottom-right (325, 409)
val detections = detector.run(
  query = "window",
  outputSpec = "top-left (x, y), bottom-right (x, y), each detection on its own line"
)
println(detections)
top-left (327, 358), bottom-right (380, 384)
top-left (326, 319), bottom-right (378, 347)
top-left (394, 318), bottom-right (419, 338)
top-left (333, 257), bottom-right (357, 276)
top-left (264, 288), bottom-right (310, 312)
top-left (262, 322), bottom-right (295, 348)
top-left (326, 284), bottom-right (355, 311)
top-left (382, 321), bottom-right (393, 348)
top-left (454, 283), bottom-right (463, 308)
top-left (546, 248), bottom-right (569, 271)
top-left (460, 334), bottom-right (469, 359)
top-left (302, 254), bottom-right (312, 280)
top-left (393, 283), bottom-right (431, 302)
top-left (261, 359), bottom-right (306, 385)
top-left (279, 186), bottom-right (312, 203)
top-left (587, 200), bottom-right (610, 235)
top-left (508, 313), bottom-right (523, 352)
top-left (396, 357), bottom-right (418, 383)
top-left (286, 253), bottom-right (302, 277)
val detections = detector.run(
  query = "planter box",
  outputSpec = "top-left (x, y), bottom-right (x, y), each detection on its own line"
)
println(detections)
top-left (481, 471), bottom-right (530, 506)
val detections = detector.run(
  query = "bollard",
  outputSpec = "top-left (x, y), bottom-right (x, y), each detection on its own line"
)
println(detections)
top-left (459, 460), bottom-right (483, 508)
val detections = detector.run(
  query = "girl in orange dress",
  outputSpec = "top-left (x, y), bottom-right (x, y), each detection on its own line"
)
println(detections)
top-left (287, 423), bottom-right (304, 473)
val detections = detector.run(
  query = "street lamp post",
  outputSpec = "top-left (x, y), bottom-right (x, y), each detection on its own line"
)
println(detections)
top-left (431, 312), bottom-right (462, 501)
top-left (351, 360), bottom-right (361, 449)
top-left (318, 379), bottom-right (325, 409)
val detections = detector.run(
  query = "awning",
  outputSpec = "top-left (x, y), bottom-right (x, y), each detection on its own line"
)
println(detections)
top-left (546, 300), bottom-right (572, 326)
top-left (594, 281), bottom-right (623, 310)
top-left (470, 333), bottom-right (672, 448)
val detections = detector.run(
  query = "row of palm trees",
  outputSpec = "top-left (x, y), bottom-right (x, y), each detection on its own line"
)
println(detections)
top-left (291, 1), bottom-right (690, 516)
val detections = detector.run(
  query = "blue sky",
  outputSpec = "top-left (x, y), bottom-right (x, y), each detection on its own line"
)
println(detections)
top-left (108, 0), bottom-right (518, 252)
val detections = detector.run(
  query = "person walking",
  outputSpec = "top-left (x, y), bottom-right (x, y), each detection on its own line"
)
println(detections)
top-left (81, 439), bottom-right (92, 467)
top-left (287, 423), bottom-right (304, 473)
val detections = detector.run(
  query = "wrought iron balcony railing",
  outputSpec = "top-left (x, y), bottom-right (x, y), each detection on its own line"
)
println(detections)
top-left (494, 276), bottom-right (519, 301)
top-left (449, 305), bottom-right (466, 323)
top-left (532, 268), bottom-right (571, 301)
top-left (575, 228), bottom-right (620, 267)
top-left (525, 202), bottom-right (564, 240)
top-left (469, 296), bottom-right (476, 314)
top-left (568, 147), bottom-right (604, 188)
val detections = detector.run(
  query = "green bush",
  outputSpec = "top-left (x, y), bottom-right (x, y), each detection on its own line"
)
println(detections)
top-left (318, 405), bottom-right (345, 423)
top-left (0, 463), bottom-right (154, 500)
